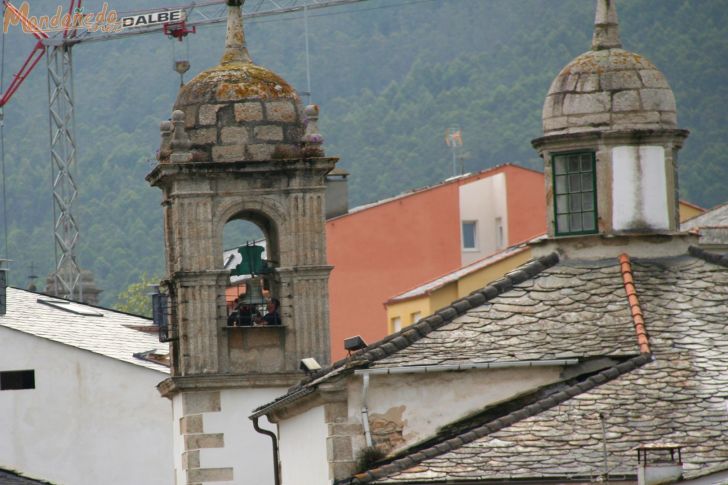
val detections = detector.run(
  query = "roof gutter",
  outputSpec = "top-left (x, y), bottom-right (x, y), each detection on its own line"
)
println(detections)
top-left (354, 359), bottom-right (579, 376)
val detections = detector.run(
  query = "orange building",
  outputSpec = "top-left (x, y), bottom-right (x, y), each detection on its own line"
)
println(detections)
top-left (326, 164), bottom-right (545, 359)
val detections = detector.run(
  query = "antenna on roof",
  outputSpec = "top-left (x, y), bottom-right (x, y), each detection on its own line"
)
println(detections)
top-left (445, 127), bottom-right (466, 177)
top-left (27, 262), bottom-right (38, 292)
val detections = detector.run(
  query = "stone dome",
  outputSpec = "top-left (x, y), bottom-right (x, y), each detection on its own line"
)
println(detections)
top-left (168, 2), bottom-right (304, 162)
top-left (542, 0), bottom-right (677, 136)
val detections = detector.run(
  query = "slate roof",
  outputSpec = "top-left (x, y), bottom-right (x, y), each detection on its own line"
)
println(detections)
top-left (682, 203), bottom-right (728, 248)
top-left (0, 468), bottom-right (54, 485)
top-left (683, 202), bottom-right (728, 229)
top-left (0, 287), bottom-right (169, 373)
top-left (342, 249), bottom-right (728, 483)
top-left (375, 256), bottom-right (640, 367)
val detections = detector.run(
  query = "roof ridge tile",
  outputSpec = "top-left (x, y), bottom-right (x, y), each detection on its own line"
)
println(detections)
top-left (619, 253), bottom-right (651, 354)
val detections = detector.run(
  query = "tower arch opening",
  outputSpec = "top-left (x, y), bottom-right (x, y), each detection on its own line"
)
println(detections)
top-left (222, 210), bottom-right (282, 327)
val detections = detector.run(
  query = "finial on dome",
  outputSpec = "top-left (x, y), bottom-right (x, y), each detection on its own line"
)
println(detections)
top-left (221, 0), bottom-right (252, 65)
top-left (592, 0), bottom-right (622, 51)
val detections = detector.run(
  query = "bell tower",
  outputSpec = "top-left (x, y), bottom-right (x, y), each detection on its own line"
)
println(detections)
top-left (147, 1), bottom-right (336, 482)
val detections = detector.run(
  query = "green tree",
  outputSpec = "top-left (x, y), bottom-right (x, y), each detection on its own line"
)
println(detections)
top-left (113, 273), bottom-right (161, 317)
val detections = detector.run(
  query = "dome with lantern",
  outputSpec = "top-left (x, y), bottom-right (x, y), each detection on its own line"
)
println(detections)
top-left (166, 0), bottom-right (305, 163)
top-left (542, 0), bottom-right (677, 136)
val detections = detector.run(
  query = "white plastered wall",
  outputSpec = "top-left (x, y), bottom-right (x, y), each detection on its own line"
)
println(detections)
top-left (612, 146), bottom-right (670, 231)
top-left (278, 405), bottom-right (329, 485)
top-left (171, 387), bottom-right (287, 485)
top-left (459, 173), bottom-right (508, 265)
top-left (347, 366), bottom-right (562, 453)
top-left (0, 326), bottom-right (172, 485)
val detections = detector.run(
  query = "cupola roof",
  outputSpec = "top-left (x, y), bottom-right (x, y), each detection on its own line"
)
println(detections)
top-left (170, 0), bottom-right (304, 162)
top-left (542, 0), bottom-right (677, 136)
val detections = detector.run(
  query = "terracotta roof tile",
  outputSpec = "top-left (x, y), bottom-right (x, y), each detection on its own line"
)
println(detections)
top-left (619, 253), bottom-right (651, 354)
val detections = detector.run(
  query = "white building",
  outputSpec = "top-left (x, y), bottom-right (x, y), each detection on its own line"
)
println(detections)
top-left (0, 286), bottom-right (172, 485)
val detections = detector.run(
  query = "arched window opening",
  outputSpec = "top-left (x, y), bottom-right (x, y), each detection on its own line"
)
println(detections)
top-left (222, 214), bottom-right (282, 327)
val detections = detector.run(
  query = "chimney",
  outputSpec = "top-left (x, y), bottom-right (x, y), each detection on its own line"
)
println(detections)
top-left (637, 444), bottom-right (683, 485)
top-left (0, 260), bottom-right (9, 316)
top-left (325, 167), bottom-right (349, 219)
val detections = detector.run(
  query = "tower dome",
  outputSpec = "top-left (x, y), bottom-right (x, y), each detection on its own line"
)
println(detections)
top-left (168, 0), bottom-right (304, 162)
top-left (542, 0), bottom-right (677, 136)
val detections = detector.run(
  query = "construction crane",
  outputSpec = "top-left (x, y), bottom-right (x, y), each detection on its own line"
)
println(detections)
top-left (0, 0), bottom-right (367, 302)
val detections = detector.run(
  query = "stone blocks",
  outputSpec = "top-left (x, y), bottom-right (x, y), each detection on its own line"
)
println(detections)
top-left (184, 433), bottom-right (225, 450)
top-left (254, 125), bottom-right (284, 141)
top-left (180, 414), bottom-right (204, 434)
top-left (562, 92), bottom-right (610, 115)
top-left (641, 88), bottom-right (676, 111)
top-left (612, 90), bottom-right (640, 112)
top-left (189, 128), bottom-right (217, 145)
top-left (234, 102), bottom-right (263, 122)
top-left (186, 467), bottom-right (233, 482)
top-left (220, 126), bottom-right (248, 144)
top-left (198, 104), bottom-right (222, 126)
top-left (266, 101), bottom-right (297, 122)
top-left (182, 391), bottom-right (221, 414)
top-left (212, 144), bottom-right (246, 162)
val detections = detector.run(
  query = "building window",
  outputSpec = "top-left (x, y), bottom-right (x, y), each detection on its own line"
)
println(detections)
top-left (410, 312), bottom-right (421, 324)
top-left (391, 317), bottom-right (402, 333)
top-left (462, 221), bottom-right (477, 250)
top-left (0, 370), bottom-right (35, 390)
top-left (553, 152), bottom-right (597, 235)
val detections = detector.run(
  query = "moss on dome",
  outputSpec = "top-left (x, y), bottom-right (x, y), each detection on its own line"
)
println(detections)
top-left (176, 61), bottom-right (298, 108)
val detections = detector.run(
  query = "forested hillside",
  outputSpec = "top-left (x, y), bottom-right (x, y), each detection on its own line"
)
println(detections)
top-left (1, 0), bottom-right (727, 306)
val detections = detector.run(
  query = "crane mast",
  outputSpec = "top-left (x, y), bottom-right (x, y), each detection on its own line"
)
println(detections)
top-left (2, 0), bottom-right (367, 302)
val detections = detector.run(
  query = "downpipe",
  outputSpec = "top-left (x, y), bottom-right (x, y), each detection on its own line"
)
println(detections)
top-left (253, 416), bottom-right (281, 485)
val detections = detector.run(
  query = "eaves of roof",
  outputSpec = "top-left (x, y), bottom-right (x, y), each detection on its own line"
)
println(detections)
top-left (250, 251), bottom-right (560, 419)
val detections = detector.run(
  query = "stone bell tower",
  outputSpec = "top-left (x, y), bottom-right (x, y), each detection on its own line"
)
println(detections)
top-left (147, 0), bottom-right (337, 482)
top-left (532, 0), bottom-right (688, 240)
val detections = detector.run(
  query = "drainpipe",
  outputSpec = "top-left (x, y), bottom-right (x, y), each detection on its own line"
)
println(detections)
top-left (253, 416), bottom-right (281, 485)
top-left (361, 373), bottom-right (373, 447)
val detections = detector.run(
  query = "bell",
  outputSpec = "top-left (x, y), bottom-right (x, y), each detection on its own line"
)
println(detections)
top-left (240, 278), bottom-right (266, 307)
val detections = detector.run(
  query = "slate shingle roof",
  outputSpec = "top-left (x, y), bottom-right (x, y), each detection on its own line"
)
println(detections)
top-left (682, 203), bottom-right (728, 230)
top-left (345, 252), bottom-right (728, 483)
top-left (374, 258), bottom-right (641, 368)
top-left (0, 468), bottom-right (54, 485)
top-left (0, 287), bottom-right (169, 372)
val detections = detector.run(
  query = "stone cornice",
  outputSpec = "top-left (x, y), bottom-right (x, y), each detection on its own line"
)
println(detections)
top-left (276, 265), bottom-right (334, 279)
top-left (531, 128), bottom-right (690, 151)
top-left (158, 372), bottom-right (302, 398)
top-left (146, 157), bottom-right (339, 186)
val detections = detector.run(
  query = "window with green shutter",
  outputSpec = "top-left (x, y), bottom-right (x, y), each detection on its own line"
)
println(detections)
top-left (552, 152), bottom-right (597, 235)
